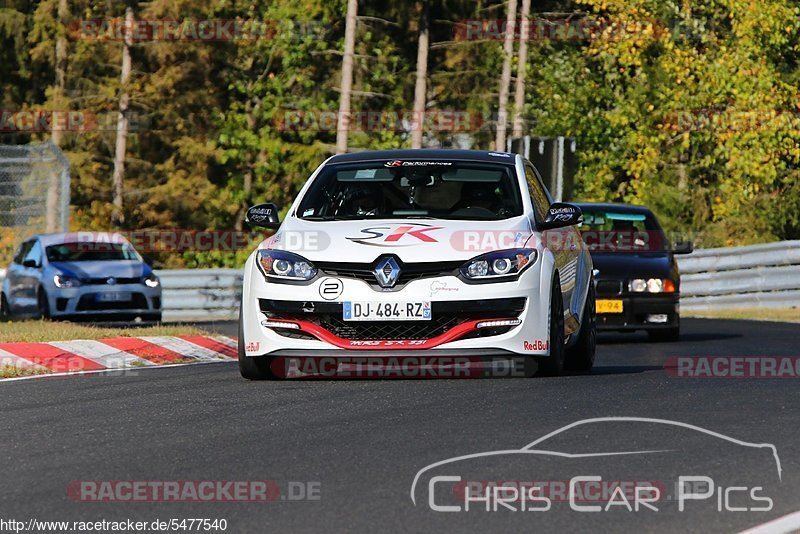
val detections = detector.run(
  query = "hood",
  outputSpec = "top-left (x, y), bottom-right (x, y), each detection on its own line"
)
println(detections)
top-left (262, 216), bottom-right (534, 263)
top-left (49, 260), bottom-right (147, 280)
top-left (590, 252), bottom-right (672, 280)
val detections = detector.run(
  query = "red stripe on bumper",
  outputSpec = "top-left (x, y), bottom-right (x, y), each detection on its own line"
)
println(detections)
top-left (278, 318), bottom-right (515, 350)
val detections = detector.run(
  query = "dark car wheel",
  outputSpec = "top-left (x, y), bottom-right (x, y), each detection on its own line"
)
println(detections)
top-left (0, 292), bottom-right (10, 319)
top-left (238, 308), bottom-right (276, 380)
top-left (37, 288), bottom-right (51, 320)
top-left (536, 275), bottom-right (565, 377)
top-left (142, 313), bottom-right (162, 323)
top-left (566, 280), bottom-right (597, 373)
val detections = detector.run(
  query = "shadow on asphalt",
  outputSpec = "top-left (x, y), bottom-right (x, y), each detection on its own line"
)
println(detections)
top-left (597, 331), bottom-right (742, 345)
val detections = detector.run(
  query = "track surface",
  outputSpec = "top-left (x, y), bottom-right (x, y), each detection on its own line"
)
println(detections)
top-left (1, 318), bottom-right (798, 533)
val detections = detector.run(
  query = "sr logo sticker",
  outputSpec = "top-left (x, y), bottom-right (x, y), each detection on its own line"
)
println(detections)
top-left (347, 224), bottom-right (444, 247)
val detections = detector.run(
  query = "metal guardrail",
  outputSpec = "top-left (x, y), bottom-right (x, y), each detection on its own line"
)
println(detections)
top-left (677, 241), bottom-right (800, 311)
top-left (156, 269), bottom-right (242, 321)
top-left (1, 242), bottom-right (798, 319)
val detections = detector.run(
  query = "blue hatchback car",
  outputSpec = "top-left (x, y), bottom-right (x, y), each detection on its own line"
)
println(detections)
top-left (0, 232), bottom-right (162, 321)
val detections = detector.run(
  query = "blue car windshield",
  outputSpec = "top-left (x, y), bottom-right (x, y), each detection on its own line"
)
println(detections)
top-left (46, 242), bottom-right (139, 262)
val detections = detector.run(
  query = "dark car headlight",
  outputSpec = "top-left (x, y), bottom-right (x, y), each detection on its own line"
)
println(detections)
top-left (256, 250), bottom-right (318, 281)
top-left (143, 273), bottom-right (160, 288)
top-left (53, 274), bottom-right (81, 288)
top-left (460, 248), bottom-right (538, 281)
top-left (629, 278), bottom-right (676, 293)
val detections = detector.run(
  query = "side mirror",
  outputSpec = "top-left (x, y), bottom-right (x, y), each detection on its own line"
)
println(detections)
top-left (673, 240), bottom-right (694, 254)
top-left (22, 259), bottom-right (39, 268)
top-left (245, 203), bottom-right (281, 229)
top-left (540, 203), bottom-right (583, 230)
top-left (142, 255), bottom-right (155, 267)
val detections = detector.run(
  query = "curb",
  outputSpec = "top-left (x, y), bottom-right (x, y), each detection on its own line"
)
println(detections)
top-left (0, 336), bottom-right (237, 379)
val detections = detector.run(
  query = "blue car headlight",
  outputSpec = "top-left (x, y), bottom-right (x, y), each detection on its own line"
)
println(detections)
top-left (143, 273), bottom-right (160, 288)
top-left (460, 248), bottom-right (538, 281)
top-left (256, 250), bottom-right (317, 281)
top-left (53, 274), bottom-right (81, 288)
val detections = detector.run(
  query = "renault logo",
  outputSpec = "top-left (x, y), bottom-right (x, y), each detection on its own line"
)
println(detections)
top-left (373, 257), bottom-right (401, 288)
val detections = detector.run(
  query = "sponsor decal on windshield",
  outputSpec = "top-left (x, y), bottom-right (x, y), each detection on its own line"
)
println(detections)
top-left (384, 160), bottom-right (454, 168)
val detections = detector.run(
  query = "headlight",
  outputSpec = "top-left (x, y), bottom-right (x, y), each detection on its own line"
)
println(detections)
top-left (257, 250), bottom-right (318, 281)
top-left (53, 274), bottom-right (81, 288)
top-left (629, 278), bottom-right (674, 293)
top-left (143, 273), bottom-right (160, 288)
top-left (460, 248), bottom-right (538, 280)
top-left (630, 279), bottom-right (647, 292)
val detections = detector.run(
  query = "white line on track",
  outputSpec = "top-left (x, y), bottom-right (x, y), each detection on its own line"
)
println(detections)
top-left (0, 359), bottom-right (236, 383)
top-left (739, 511), bottom-right (800, 534)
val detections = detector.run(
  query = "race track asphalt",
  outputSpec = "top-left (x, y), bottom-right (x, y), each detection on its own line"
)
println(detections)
top-left (1, 318), bottom-right (798, 533)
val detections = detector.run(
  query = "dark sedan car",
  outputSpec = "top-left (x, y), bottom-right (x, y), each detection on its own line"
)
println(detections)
top-left (575, 203), bottom-right (693, 341)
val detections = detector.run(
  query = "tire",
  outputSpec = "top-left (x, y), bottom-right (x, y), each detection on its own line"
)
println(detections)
top-left (536, 275), bottom-right (566, 377)
top-left (0, 292), bottom-right (10, 319)
top-left (143, 313), bottom-right (162, 323)
top-left (566, 279), bottom-right (597, 373)
top-left (37, 288), bottom-right (51, 320)
top-left (237, 308), bottom-right (276, 380)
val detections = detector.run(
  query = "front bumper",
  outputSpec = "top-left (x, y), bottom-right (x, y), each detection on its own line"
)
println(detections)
top-left (241, 255), bottom-right (553, 358)
top-left (47, 283), bottom-right (162, 318)
top-left (596, 293), bottom-right (679, 331)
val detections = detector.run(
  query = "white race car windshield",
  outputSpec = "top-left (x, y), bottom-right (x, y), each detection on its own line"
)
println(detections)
top-left (297, 161), bottom-right (523, 221)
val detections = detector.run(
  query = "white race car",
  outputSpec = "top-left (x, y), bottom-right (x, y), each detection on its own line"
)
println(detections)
top-left (238, 150), bottom-right (595, 379)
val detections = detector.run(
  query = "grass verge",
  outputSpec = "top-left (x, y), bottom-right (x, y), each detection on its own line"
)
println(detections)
top-left (684, 308), bottom-right (799, 323)
top-left (0, 320), bottom-right (213, 343)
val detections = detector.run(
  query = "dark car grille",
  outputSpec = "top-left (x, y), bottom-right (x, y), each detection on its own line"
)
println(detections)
top-left (260, 298), bottom-right (526, 341)
top-left (83, 277), bottom-right (141, 285)
top-left (76, 293), bottom-right (148, 311)
top-left (596, 279), bottom-right (623, 296)
top-left (315, 258), bottom-right (462, 288)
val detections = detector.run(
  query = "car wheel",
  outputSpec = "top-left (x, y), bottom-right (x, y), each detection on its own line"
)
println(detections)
top-left (237, 308), bottom-right (276, 380)
top-left (142, 313), bottom-right (162, 323)
top-left (566, 279), bottom-right (597, 373)
top-left (37, 288), bottom-right (51, 320)
top-left (0, 292), bottom-right (10, 319)
top-left (536, 275), bottom-right (565, 377)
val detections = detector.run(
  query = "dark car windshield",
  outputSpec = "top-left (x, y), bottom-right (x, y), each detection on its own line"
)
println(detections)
top-left (578, 208), bottom-right (667, 253)
top-left (46, 242), bottom-right (140, 262)
top-left (296, 161), bottom-right (523, 221)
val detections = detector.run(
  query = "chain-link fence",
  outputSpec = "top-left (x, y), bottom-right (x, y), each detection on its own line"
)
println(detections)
top-left (0, 140), bottom-right (70, 237)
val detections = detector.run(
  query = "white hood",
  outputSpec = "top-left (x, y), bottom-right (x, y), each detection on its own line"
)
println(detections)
top-left (260, 216), bottom-right (535, 263)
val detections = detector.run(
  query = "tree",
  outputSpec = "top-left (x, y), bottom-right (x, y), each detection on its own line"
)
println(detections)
top-left (410, 0), bottom-right (429, 149)
top-left (336, 0), bottom-right (358, 154)
top-left (111, 2), bottom-right (134, 227)
top-left (511, 0), bottom-right (530, 138)
top-left (495, 0), bottom-right (517, 151)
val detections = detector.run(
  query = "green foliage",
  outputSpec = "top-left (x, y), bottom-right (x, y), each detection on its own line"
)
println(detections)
top-left (1, 0), bottom-right (799, 267)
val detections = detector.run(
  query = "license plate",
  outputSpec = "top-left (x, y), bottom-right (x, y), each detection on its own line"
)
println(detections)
top-left (97, 292), bottom-right (132, 302)
top-left (343, 301), bottom-right (431, 321)
top-left (596, 299), bottom-right (624, 314)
